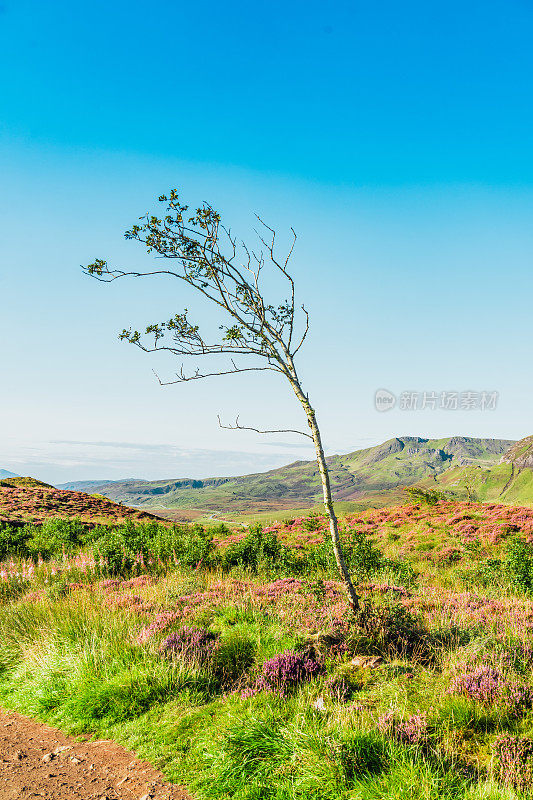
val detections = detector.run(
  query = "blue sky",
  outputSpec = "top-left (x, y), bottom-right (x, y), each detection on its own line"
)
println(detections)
top-left (1, 0), bottom-right (532, 483)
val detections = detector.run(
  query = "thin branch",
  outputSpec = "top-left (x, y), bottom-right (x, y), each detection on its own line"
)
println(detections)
top-left (217, 414), bottom-right (313, 440)
top-left (153, 363), bottom-right (281, 385)
top-left (292, 304), bottom-right (310, 356)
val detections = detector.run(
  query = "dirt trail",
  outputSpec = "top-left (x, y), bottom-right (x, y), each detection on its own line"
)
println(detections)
top-left (0, 709), bottom-right (191, 800)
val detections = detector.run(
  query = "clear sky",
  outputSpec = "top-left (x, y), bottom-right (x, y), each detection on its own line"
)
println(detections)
top-left (1, 0), bottom-right (532, 483)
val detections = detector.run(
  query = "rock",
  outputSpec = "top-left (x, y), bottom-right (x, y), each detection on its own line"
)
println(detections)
top-left (351, 655), bottom-right (383, 669)
top-left (313, 696), bottom-right (326, 712)
top-left (41, 753), bottom-right (54, 763)
top-left (69, 755), bottom-right (84, 764)
top-left (54, 744), bottom-right (72, 755)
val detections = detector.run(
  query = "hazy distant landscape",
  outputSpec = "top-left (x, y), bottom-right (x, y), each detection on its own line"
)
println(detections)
top-left (56, 434), bottom-right (527, 519)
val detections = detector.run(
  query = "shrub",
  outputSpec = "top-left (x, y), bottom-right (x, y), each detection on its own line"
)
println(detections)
top-left (0, 524), bottom-right (28, 559)
top-left (352, 602), bottom-right (431, 661)
top-left (93, 529), bottom-right (135, 575)
top-left (166, 523), bottom-right (216, 568)
top-left (493, 735), bottom-right (533, 792)
top-left (404, 486), bottom-right (449, 505)
top-left (221, 525), bottom-right (295, 573)
top-left (345, 529), bottom-right (383, 577)
top-left (450, 666), bottom-right (533, 716)
top-left (505, 536), bottom-right (533, 594)
top-left (303, 513), bottom-right (322, 531)
top-left (160, 627), bottom-right (218, 664)
top-left (259, 649), bottom-right (323, 695)
top-left (343, 529), bottom-right (416, 586)
top-left (26, 518), bottom-right (86, 559)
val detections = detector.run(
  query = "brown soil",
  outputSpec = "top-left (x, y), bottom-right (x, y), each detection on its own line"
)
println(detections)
top-left (0, 485), bottom-right (165, 527)
top-left (0, 709), bottom-right (190, 799)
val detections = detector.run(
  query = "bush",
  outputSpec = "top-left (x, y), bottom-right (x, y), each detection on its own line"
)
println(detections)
top-left (160, 626), bottom-right (218, 664)
top-left (221, 525), bottom-right (295, 573)
top-left (0, 524), bottom-right (28, 559)
top-left (303, 513), bottom-right (322, 531)
top-left (493, 735), bottom-right (533, 792)
top-left (93, 529), bottom-right (135, 575)
top-left (345, 529), bottom-right (384, 576)
top-left (259, 649), bottom-right (323, 695)
top-left (344, 529), bottom-right (416, 586)
top-left (505, 536), bottom-right (533, 594)
top-left (18, 518), bottom-right (85, 559)
top-left (404, 486), bottom-right (449, 505)
top-left (352, 602), bottom-right (431, 661)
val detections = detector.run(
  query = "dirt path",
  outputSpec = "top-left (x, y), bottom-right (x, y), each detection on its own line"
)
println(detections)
top-left (0, 709), bottom-right (191, 800)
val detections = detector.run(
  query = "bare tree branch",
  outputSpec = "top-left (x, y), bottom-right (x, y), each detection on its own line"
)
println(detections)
top-left (217, 415), bottom-right (313, 440)
top-left (153, 363), bottom-right (281, 385)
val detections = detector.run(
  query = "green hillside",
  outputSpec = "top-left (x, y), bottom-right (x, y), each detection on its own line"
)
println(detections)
top-left (428, 436), bottom-right (533, 506)
top-left (59, 435), bottom-right (515, 515)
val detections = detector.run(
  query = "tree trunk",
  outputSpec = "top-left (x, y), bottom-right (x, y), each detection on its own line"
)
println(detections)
top-left (286, 368), bottom-right (359, 609)
top-left (305, 407), bottom-right (360, 611)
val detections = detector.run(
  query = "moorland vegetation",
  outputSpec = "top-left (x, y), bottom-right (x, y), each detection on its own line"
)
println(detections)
top-left (2, 498), bottom-right (533, 798)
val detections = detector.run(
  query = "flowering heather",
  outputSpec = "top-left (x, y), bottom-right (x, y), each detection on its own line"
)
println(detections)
top-left (258, 649), bottom-right (323, 695)
top-left (23, 590), bottom-right (45, 602)
top-left (450, 666), bottom-right (533, 715)
top-left (341, 500), bottom-right (533, 550)
top-left (359, 582), bottom-right (411, 598)
top-left (120, 574), bottom-right (154, 589)
top-left (160, 626), bottom-right (218, 663)
top-left (378, 711), bottom-right (428, 745)
top-left (99, 578), bottom-right (121, 591)
top-left (137, 610), bottom-right (181, 643)
top-left (325, 673), bottom-right (357, 702)
top-left (493, 735), bottom-right (533, 792)
top-left (402, 586), bottom-right (533, 637)
top-left (104, 593), bottom-right (147, 611)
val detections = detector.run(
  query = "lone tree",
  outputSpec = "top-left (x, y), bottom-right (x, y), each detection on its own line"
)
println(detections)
top-left (84, 190), bottom-right (359, 610)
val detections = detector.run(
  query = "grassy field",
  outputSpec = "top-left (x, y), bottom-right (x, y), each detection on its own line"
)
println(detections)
top-left (3, 501), bottom-right (533, 797)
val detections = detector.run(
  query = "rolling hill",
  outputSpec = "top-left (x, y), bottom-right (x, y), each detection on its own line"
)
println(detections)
top-left (0, 476), bottom-right (165, 526)
top-left (58, 435), bottom-right (516, 516)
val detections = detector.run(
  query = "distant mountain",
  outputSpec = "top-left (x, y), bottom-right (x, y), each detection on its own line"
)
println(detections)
top-left (0, 469), bottom-right (20, 480)
top-left (59, 436), bottom-right (515, 515)
top-left (58, 479), bottom-right (124, 491)
top-left (431, 436), bottom-right (533, 506)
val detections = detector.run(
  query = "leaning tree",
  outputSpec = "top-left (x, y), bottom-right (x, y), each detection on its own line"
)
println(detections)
top-left (84, 189), bottom-right (359, 609)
